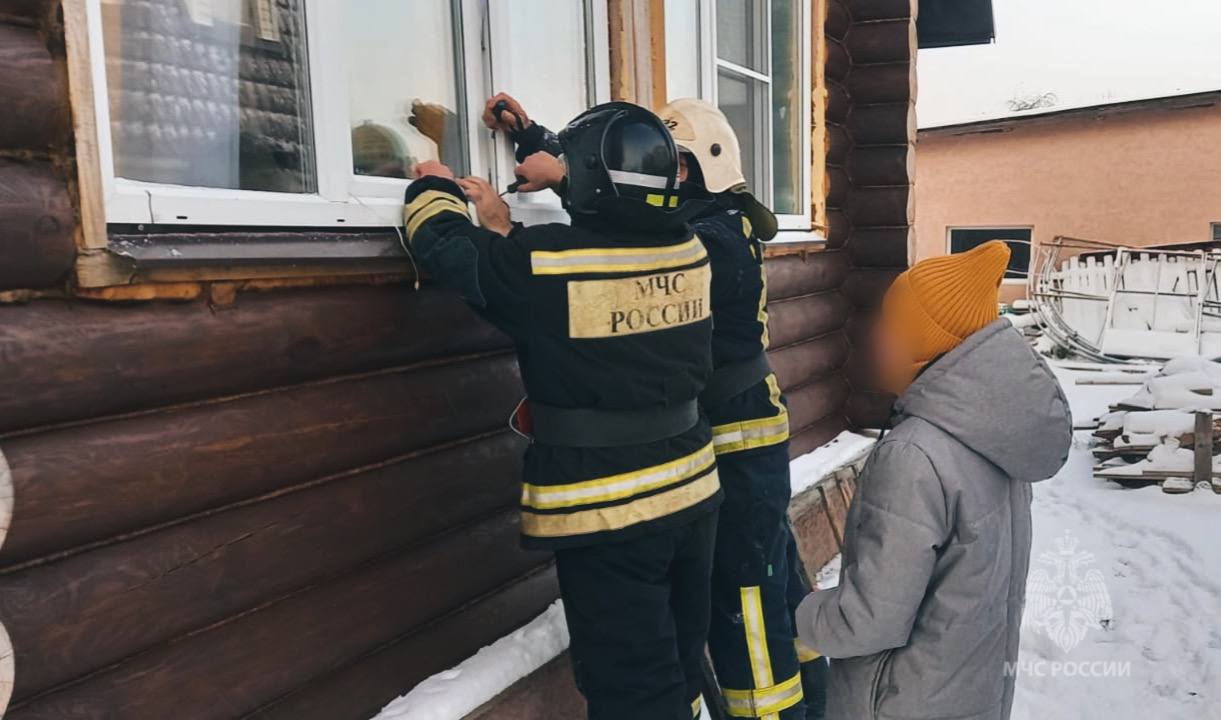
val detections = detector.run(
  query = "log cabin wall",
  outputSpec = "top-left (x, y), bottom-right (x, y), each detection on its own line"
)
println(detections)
top-left (831, 0), bottom-right (918, 428)
top-left (0, 2), bottom-right (889, 719)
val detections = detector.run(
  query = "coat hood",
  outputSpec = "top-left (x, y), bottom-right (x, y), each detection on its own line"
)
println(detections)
top-left (894, 318), bottom-right (1072, 482)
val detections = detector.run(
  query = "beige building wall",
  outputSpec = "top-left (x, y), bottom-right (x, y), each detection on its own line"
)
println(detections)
top-left (914, 102), bottom-right (1221, 302)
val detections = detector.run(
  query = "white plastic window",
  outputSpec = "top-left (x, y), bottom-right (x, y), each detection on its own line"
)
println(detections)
top-left (667, 0), bottom-right (813, 233)
top-left (88, 0), bottom-right (609, 230)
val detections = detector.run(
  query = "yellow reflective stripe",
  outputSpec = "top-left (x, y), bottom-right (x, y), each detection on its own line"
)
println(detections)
top-left (722, 672), bottom-right (804, 718)
top-left (521, 468), bottom-right (720, 538)
top-left (742, 586), bottom-right (774, 688)
top-left (404, 189), bottom-right (470, 239)
top-left (711, 411), bottom-right (790, 455)
top-left (757, 259), bottom-right (770, 349)
top-left (796, 639), bottom-right (822, 663)
top-left (691, 696), bottom-right (703, 718)
top-left (530, 237), bottom-right (707, 275)
top-left (765, 374), bottom-right (784, 415)
top-left (521, 443), bottom-right (716, 510)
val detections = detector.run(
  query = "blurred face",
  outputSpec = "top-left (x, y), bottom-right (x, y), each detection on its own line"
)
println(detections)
top-left (872, 314), bottom-right (917, 396)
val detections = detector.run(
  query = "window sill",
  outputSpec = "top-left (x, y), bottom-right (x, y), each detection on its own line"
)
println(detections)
top-left (764, 229), bottom-right (828, 258)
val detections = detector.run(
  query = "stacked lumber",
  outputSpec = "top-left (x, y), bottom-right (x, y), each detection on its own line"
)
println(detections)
top-left (1089, 358), bottom-right (1221, 494)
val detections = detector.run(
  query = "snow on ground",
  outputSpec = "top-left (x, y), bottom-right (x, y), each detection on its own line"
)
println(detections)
top-left (789, 430), bottom-right (875, 496)
top-left (1012, 362), bottom-right (1221, 720)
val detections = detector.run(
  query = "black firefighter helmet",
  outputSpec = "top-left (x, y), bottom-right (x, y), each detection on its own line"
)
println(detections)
top-left (557, 102), bottom-right (690, 229)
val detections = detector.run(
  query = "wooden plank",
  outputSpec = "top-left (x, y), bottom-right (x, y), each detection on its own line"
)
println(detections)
top-left (247, 568), bottom-right (562, 720)
top-left (0, 352), bottom-right (524, 566)
top-left (826, 165), bottom-right (850, 208)
top-left (826, 81), bottom-right (850, 124)
top-left (0, 0), bottom-right (57, 24)
top-left (785, 375), bottom-right (852, 439)
top-left (849, 0), bottom-right (914, 21)
top-left (826, 123), bottom-right (851, 165)
top-left (839, 267), bottom-right (902, 307)
top-left (826, 208), bottom-right (851, 248)
top-left (765, 248), bottom-right (850, 301)
top-left (0, 160), bottom-right (76, 291)
top-left (0, 286), bottom-right (509, 433)
top-left (769, 333), bottom-right (850, 393)
top-left (8, 511), bottom-right (551, 719)
top-left (1194, 411), bottom-right (1213, 486)
top-left (0, 24), bottom-right (69, 150)
top-left (766, 291), bottom-right (850, 349)
top-left (825, 36), bottom-right (850, 83)
top-left (465, 652), bottom-right (585, 720)
top-left (63, 0), bottom-right (109, 251)
top-left (825, 0), bottom-right (851, 40)
top-left (0, 431), bottom-right (524, 698)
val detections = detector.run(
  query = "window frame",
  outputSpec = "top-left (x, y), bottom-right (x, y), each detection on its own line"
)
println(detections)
top-left (687, 0), bottom-right (814, 235)
top-left (945, 225), bottom-right (1034, 284)
top-left (81, 0), bottom-right (609, 234)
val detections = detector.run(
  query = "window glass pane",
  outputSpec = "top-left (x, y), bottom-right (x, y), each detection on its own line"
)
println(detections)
top-left (665, 0), bottom-right (701, 100)
top-left (102, 0), bottom-right (316, 193)
top-left (949, 229), bottom-right (1032, 279)
top-left (345, 0), bottom-right (464, 179)
top-left (770, 0), bottom-right (801, 215)
top-left (502, 0), bottom-right (589, 131)
top-left (716, 0), bottom-right (764, 71)
top-left (717, 70), bottom-right (764, 195)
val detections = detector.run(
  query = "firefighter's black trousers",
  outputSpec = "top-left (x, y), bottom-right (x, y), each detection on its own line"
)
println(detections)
top-left (708, 443), bottom-right (812, 719)
top-left (556, 511), bottom-right (718, 720)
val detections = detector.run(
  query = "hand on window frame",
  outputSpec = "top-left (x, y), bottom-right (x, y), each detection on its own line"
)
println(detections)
top-left (457, 176), bottom-right (513, 237)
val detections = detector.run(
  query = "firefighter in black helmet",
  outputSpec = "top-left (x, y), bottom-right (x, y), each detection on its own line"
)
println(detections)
top-left (406, 102), bottom-right (720, 720)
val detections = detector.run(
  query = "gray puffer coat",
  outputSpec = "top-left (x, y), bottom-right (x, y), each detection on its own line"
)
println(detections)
top-left (795, 319), bottom-right (1072, 720)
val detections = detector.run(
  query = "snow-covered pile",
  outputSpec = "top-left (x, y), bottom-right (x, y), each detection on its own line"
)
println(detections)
top-left (789, 431), bottom-right (875, 496)
top-left (1089, 356), bottom-right (1221, 492)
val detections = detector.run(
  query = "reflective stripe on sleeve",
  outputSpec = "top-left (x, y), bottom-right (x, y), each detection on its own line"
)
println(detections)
top-left (691, 696), bottom-right (703, 718)
top-left (796, 639), bottom-right (822, 663)
top-left (404, 189), bottom-right (470, 240)
top-left (711, 411), bottom-right (790, 455)
top-left (529, 237), bottom-right (706, 275)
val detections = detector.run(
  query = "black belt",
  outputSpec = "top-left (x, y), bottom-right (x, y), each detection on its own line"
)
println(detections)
top-left (530, 399), bottom-right (700, 448)
top-left (700, 353), bottom-right (773, 408)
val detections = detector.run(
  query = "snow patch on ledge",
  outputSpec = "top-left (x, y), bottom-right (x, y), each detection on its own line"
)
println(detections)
top-left (790, 431), bottom-right (876, 497)
top-left (372, 601), bottom-right (569, 720)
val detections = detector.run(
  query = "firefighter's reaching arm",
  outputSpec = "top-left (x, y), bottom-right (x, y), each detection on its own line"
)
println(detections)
top-left (404, 161), bottom-right (530, 337)
top-left (482, 93), bottom-right (566, 193)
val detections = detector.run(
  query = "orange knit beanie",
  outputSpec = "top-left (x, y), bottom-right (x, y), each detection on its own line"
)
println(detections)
top-left (882, 240), bottom-right (1011, 370)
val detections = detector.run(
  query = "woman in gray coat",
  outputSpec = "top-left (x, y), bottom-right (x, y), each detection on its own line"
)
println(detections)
top-left (795, 241), bottom-right (1072, 720)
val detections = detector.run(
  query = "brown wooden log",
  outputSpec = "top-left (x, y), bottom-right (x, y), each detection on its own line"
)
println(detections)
top-left (826, 165), bottom-right (850, 208)
top-left (847, 63), bottom-right (915, 105)
top-left (825, 37), bottom-right (850, 83)
top-left (246, 568), bottom-right (562, 720)
top-left (789, 412), bottom-right (849, 459)
top-left (826, 123), bottom-right (852, 166)
top-left (826, 209), bottom-right (851, 249)
top-left (849, 102), bottom-right (916, 145)
top-left (464, 653), bottom-right (586, 720)
top-left (847, 226), bottom-right (911, 269)
top-left (0, 25), bottom-right (68, 150)
top-left (0, 0), bottom-right (56, 24)
top-left (0, 352), bottom-right (524, 566)
top-left (850, 145), bottom-right (915, 188)
top-left (0, 431), bottom-right (524, 698)
top-left (848, 185), bottom-right (912, 227)
top-left (840, 268), bottom-right (902, 308)
top-left (765, 250), bottom-right (850, 301)
top-left (850, 0), bottom-right (915, 21)
top-left (0, 160), bottom-right (75, 291)
top-left (847, 19), bottom-right (915, 66)
top-left (826, 81), bottom-right (850, 124)
top-left (7, 511), bottom-right (551, 720)
top-left (825, 0), bottom-right (851, 40)
top-left (771, 333), bottom-right (850, 393)
top-left (0, 286), bottom-right (510, 433)
top-left (785, 375), bottom-right (851, 439)
top-left (847, 390), bottom-right (895, 429)
top-left (767, 291), bottom-right (850, 350)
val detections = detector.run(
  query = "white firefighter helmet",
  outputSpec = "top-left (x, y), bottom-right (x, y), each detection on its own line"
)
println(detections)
top-left (657, 98), bottom-right (745, 194)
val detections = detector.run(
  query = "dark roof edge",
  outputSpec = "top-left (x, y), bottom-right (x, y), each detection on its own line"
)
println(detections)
top-left (920, 89), bottom-right (1221, 137)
